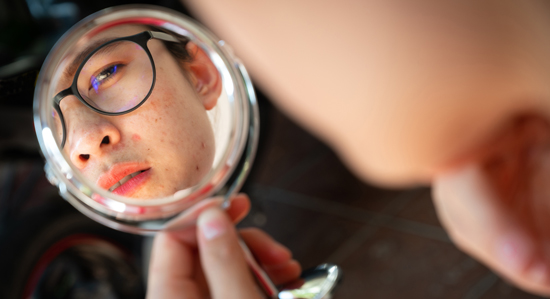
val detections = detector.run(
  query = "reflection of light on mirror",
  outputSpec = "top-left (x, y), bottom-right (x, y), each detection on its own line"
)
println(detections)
top-left (104, 199), bottom-right (126, 213)
top-left (43, 127), bottom-right (70, 173)
top-left (212, 54), bottom-right (234, 97)
top-left (42, 127), bottom-right (56, 151)
top-left (163, 23), bottom-right (190, 38)
top-left (59, 181), bottom-right (67, 195)
top-left (173, 189), bottom-right (192, 199)
top-left (277, 292), bottom-right (295, 299)
top-left (80, 185), bottom-right (93, 196)
top-left (279, 276), bottom-right (328, 298)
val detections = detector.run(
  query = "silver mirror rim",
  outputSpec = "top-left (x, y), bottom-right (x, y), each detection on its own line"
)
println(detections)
top-left (33, 4), bottom-right (259, 235)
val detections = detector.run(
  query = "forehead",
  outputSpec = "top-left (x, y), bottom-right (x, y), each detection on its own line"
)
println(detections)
top-left (52, 24), bottom-right (149, 94)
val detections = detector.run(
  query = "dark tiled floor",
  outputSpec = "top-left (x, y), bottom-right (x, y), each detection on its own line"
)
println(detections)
top-left (239, 99), bottom-right (546, 299)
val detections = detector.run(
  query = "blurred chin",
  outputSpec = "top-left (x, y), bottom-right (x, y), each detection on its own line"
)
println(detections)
top-left (348, 155), bottom-right (430, 188)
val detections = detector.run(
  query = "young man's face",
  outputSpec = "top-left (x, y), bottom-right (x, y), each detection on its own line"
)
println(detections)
top-left (52, 25), bottom-right (220, 199)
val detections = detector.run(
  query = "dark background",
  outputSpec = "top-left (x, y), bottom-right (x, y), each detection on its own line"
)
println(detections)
top-left (0, 0), bottom-right (546, 298)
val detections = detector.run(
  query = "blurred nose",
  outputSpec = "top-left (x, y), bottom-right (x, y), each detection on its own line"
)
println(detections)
top-left (65, 102), bottom-right (121, 169)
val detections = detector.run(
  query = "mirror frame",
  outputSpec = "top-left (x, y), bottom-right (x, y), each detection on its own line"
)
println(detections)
top-left (33, 5), bottom-right (259, 235)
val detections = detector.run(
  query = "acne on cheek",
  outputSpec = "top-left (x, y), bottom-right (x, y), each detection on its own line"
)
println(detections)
top-left (132, 134), bottom-right (141, 141)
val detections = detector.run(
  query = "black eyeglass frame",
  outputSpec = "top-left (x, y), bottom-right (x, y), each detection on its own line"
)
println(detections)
top-left (52, 30), bottom-right (180, 148)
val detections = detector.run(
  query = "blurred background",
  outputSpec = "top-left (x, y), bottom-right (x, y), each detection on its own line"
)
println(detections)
top-left (0, 0), bottom-right (546, 298)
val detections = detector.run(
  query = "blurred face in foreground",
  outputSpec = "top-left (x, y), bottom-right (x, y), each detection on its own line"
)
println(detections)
top-left (182, 0), bottom-right (550, 295)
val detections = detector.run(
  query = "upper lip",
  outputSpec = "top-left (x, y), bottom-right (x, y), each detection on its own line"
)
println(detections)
top-left (97, 162), bottom-right (150, 191)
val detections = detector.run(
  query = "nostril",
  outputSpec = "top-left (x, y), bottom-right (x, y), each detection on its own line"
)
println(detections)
top-left (101, 136), bottom-right (110, 145)
top-left (79, 154), bottom-right (90, 162)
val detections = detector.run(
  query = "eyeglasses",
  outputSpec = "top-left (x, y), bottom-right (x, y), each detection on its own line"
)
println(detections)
top-left (52, 30), bottom-right (181, 148)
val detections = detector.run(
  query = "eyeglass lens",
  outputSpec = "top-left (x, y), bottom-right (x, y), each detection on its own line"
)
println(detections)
top-left (76, 41), bottom-right (154, 113)
top-left (51, 40), bottom-right (154, 146)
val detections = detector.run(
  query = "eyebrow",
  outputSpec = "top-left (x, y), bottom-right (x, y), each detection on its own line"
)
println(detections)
top-left (61, 37), bottom-right (125, 85)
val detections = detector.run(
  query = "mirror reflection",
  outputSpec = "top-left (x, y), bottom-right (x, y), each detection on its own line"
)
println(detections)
top-left (49, 24), bottom-right (223, 199)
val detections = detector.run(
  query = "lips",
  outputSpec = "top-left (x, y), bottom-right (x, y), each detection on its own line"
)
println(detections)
top-left (97, 162), bottom-right (151, 196)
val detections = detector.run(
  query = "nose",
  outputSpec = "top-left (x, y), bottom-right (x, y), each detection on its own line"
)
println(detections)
top-left (65, 104), bottom-right (121, 169)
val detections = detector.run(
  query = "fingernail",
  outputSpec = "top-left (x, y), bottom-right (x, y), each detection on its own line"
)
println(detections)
top-left (198, 208), bottom-right (228, 240)
top-left (496, 232), bottom-right (531, 273)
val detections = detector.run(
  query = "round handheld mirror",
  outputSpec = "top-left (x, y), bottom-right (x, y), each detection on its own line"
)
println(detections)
top-left (34, 5), bottom-right (258, 235)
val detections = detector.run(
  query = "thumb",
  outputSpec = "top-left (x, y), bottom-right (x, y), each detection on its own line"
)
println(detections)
top-left (197, 207), bottom-right (263, 299)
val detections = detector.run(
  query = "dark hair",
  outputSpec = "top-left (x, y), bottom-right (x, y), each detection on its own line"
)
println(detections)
top-left (147, 25), bottom-right (192, 63)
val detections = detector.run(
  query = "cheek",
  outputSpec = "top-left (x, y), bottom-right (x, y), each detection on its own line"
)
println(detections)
top-left (172, 110), bottom-right (216, 182)
top-left (189, 129), bottom-right (216, 182)
top-left (133, 83), bottom-right (176, 132)
top-left (136, 62), bottom-right (216, 181)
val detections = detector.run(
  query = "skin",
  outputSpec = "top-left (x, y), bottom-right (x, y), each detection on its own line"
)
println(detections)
top-left (54, 25), bottom-right (222, 199)
top-left (151, 0), bottom-right (550, 296)
top-left (147, 195), bottom-right (302, 299)
top-left (181, 0), bottom-right (550, 186)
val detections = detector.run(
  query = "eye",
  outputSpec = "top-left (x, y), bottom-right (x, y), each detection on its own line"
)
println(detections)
top-left (90, 64), bottom-right (124, 92)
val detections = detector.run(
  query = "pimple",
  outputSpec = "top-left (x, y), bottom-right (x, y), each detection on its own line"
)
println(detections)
top-left (196, 165), bottom-right (199, 171)
top-left (201, 142), bottom-right (205, 149)
top-left (132, 134), bottom-right (141, 141)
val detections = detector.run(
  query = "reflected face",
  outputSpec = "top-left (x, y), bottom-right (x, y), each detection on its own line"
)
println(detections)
top-left (52, 25), bottom-right (219, 199)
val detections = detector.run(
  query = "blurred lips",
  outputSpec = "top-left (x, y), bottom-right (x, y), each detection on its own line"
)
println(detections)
top-left (97, 162), bottom-right (151, 196)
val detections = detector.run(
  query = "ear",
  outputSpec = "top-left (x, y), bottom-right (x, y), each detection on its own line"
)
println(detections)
top-left (432, 115), bottom-right (550, 295)
top-left (186, 42), bottom-right (222, 110)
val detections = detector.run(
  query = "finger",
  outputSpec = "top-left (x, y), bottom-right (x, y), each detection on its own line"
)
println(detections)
top-left (146, 232), bottom-right (202, 299)
top-left (240, 228), bottom-right (292, 265)
top-left (165, 197), bottom-right (224, 234)
top-left (240, 228), bottom-right (301, 285)
top-left (263, 260), bottom-right (302, 286)
top-left (226, 193), bottom-right (251, 223)
top-left (198, 207), bottom-right (262, 299)
top-left (164, 194), bottom-right (252, 246)
top-left (433, 163), bottom-right (550, 295)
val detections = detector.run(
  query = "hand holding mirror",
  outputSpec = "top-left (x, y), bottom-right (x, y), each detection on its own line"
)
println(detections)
top-left (34, 5), bottom-right (340, 298)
